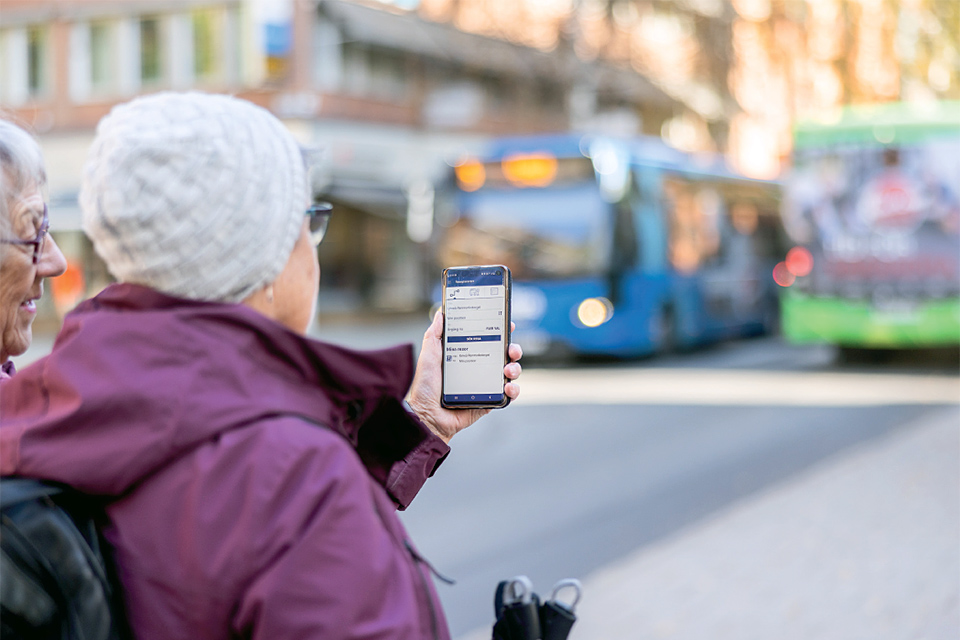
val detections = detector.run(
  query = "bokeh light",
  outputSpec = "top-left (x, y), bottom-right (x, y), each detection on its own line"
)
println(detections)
top-left (785, 246), bottom-right (814, 277)
top-left (454, 160), bottom-right (486, 192)
top-left (772, 262), bottom-right (796, 287)
top-left (577, 297), bottom-right (614, 327)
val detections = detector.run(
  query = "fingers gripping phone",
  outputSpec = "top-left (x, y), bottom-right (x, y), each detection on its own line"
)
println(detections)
top-left (441, 265), bottom-right (512, 409)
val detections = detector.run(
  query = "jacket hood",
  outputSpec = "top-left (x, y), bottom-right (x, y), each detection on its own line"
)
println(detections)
top-left (0, 284), bottom-right (417, 496)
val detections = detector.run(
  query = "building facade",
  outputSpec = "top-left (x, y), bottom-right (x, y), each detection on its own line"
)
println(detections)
top-left (1, 0), bottom-right (679, 323)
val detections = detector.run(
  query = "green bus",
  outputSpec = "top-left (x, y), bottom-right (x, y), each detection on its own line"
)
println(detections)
top-left (777, 101), bottom-right (960, 348)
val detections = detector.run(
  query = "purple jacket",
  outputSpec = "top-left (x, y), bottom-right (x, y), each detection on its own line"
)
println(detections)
top-left (0, 284), bottom-right (453, 640)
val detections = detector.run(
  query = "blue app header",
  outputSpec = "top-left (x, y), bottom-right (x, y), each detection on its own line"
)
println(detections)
top-left (446, 267), bottom-right (505, 287)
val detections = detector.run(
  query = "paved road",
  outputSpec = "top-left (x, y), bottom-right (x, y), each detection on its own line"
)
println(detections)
top-left (558, 406), bottom-right (958, 640)
top-left (450, 405), bottom-right (959, 640)
top-left (395, 338), bottom-right (959, 638)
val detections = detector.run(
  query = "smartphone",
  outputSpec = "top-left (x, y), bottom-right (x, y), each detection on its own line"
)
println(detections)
top-left (441, 265), bottom-right (512, 409)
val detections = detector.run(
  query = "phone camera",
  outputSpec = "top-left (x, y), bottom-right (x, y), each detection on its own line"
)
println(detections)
top-left (495, 269), bottom-right (501, 275)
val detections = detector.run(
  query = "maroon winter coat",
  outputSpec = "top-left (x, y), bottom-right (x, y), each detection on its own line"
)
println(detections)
top-left (0, 284), bottom-right (454, 640)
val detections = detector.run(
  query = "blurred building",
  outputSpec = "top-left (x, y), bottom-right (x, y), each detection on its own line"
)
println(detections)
top-left (724, 0), bottom-right (960, 178)
top-left (0, 0), bottom-right (679, 323)
top-left (422, 0), bottom-right (959, 180)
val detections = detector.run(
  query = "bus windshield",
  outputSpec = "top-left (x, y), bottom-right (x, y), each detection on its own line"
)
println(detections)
top-left (439, 182), bottom-right (612, 279)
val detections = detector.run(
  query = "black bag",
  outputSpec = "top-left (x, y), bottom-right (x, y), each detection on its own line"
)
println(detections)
top-left (0, 477), bottom-right (130, 640)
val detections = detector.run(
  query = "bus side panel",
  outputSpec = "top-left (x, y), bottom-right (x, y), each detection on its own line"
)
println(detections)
top-left (513, 273), bottom-right (675, 358)
top-left (782, 291), bottom-right (960, 347)
top-left (512, 270), bottom-right (767, 358)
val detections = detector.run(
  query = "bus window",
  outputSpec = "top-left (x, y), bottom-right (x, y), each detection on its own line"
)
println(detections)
top-left (612, 198), bottom-right (639, 272)
top-left (439, 182), bottom-right (612, 280)
top-left (731, 202), bottom-right (758, 235)
top-left (663, 178), bottom-right (723, 273)
top-left (608, 197), bottom-right (639, 304)
top-left (634, 167), bottom-right (668, 274)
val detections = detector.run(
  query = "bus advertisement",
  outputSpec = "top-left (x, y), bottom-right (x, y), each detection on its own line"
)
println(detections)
top-left (777, 101), bottom-right (960, 349)
top-left (434, 135), bottom-right (785, 360)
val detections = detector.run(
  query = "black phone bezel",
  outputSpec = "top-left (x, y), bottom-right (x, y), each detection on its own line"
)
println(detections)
top-left (440, 265), bottom-right (512, 409)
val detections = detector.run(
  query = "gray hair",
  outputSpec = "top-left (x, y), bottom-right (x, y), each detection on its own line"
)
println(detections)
top-left (0, 117), bottom-right (47, 248)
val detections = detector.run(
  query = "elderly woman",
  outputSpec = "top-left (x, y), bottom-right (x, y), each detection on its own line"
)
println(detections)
top-left (0, 93), bottom-right (521, 639)
top-left (0, 120), bottom-right (67, 378)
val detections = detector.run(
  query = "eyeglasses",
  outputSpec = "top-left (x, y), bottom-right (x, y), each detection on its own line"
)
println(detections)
top-left (307, 201), bottom-right (333, 247)
top-left (1, 203), bottom-right (49, 264)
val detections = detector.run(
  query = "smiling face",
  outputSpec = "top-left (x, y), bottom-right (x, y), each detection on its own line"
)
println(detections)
top-left (0, 184), bottom-right (67, 362)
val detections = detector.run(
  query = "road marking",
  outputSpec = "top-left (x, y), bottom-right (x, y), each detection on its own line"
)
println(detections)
top-left (517, 368), bottom-right (960, 406)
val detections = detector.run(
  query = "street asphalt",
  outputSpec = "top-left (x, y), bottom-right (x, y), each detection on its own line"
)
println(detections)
top-left (458, 405), bottom-right (959, 640)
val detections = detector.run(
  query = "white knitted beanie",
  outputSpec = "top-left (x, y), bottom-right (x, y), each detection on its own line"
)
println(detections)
top-left (80, 92), bottom-right (308, 303)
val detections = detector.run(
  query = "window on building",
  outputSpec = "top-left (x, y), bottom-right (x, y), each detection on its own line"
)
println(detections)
top-left (367, 47), bottom-right (408, 100)
top-left (537, 80), bottom-right (565, 114)
top-left (342, 42), bottom-right (369, 95)
top-left (26, 25), bottom-right (48, 97)
top-left (192, 8), bottom-right (223, 83)
top-left (0, 26), bottom-right (50, 104)
top-left (0, 32), bottom-right (8, 103)
top-left (340, 44), bottom-right (409, 101)
top-left (480, 74), bottom-right (513, 114)
top-left (312, 19), bottom-right (343, 91)
top-left (140, 16), bottom-right (162, 85)
top-left (90, 22), bottom-right (116, 93)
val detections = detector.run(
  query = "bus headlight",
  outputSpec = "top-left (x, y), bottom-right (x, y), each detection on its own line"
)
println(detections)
top-left (576, 297), bottom-right (614, 327)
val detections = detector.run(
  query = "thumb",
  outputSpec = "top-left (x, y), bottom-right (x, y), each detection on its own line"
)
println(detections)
top-left (425, 308), bottom-right (443, 342)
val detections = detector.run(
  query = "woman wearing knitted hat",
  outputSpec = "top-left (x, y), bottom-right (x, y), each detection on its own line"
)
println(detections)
top-left (0, 92), bottom-right (521, 639)
top-left (0, 119), bottom-right (67, 379)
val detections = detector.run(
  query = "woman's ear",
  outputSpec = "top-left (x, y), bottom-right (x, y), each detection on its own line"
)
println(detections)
top-left (240, 281), bottom-right (276, 319)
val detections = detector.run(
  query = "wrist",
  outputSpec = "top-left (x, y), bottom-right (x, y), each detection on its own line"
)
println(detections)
top-left (404, 397), bottom-right (451, 444)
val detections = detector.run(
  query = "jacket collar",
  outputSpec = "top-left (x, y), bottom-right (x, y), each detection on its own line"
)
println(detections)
top-left (86, 283), bottom-right (416, 420)
top-left (1, 284), bottom-right (420, 494)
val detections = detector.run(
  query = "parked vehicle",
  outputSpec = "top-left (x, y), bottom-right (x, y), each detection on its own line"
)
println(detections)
top-left (776, 101), bottom-right (960, 349)
top-left (434, 134), bottom-right (785, 359)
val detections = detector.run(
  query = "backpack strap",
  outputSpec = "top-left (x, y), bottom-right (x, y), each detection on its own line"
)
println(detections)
top-left (1, 476), bottom-right (132, 640)
top-left (0, 477), bottom-right (64, 509)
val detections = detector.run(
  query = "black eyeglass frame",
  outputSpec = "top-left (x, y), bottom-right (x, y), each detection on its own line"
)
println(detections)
top-left (307, 202), bottom-right (333, 247)
top-left (1, 203), bottom-right (49, 264)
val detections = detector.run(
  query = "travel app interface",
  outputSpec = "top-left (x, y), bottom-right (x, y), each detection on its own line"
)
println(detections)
top-left (444, 269), bottom-right (507, 403)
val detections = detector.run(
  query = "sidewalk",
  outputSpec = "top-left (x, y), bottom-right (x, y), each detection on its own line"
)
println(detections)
top-left (461, 406), bottom-right (960, 640)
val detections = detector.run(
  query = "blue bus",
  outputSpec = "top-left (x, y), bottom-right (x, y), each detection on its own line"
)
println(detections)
top-left (434, 134), bottom-right (786, 359)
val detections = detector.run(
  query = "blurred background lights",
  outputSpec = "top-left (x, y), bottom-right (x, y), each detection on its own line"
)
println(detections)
top-left (501, 153), bottom-right (558, 188)
top-left (454, 160), bottom-right (485, 192)
top-left (772, 262), bottom-right (796, 287)
top-left (577, 297), bottom-right (614, 327)
top-left (785, 246), bottom-right (814, 277)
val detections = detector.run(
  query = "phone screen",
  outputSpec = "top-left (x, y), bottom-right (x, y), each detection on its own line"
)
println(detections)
top-left (442, 265), bottom-right (511, 408)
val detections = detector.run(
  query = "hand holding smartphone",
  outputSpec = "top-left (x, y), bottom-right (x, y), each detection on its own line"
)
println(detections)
top-left (441, 265), bottom-right (512, 409)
